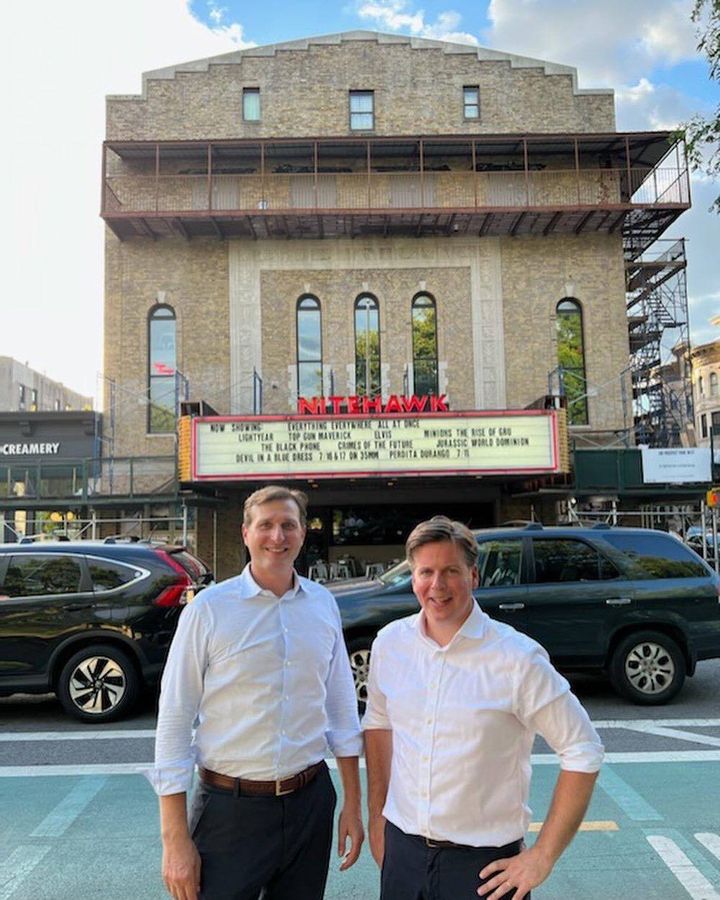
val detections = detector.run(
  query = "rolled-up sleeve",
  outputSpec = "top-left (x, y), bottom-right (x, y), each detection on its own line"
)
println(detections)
top-left (145, 601), bottom-right (209, 795)
top-left (324, 611), bottom-right (363, 757)
top-left (516, 647), bottom-right (604, 773)
top-left (531, 691), bottom-right (604, 772)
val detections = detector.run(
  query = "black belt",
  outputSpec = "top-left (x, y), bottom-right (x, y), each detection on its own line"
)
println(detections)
top-left (199, 761), bottom-right (324, 797)
top-left (421, 835), bottom-right (523, 853)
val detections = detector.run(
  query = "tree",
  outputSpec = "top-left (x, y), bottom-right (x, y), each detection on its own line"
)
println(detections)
top-left (685, 0), bottom-right (720, 212)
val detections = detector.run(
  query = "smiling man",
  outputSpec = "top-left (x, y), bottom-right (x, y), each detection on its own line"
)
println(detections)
top-left (364, 516), bottom-right (603, 900)
top-left (149, 485), bottom-right (363, 900)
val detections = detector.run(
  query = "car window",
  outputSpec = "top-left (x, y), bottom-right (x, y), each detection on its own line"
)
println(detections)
top-left (478, 539), bottom-right (522, 587)
top-left (2, 554), bottom-right (83, 597)
top-left (601, 532), bottom-right (708, 579)
top-left (167, 549), bottom-right (211, 582)
top-left (88, 559), bottom-right (142, 592)
top-left (532, 539), bottom-right (619, 583)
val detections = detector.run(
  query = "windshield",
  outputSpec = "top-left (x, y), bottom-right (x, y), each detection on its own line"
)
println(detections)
top-left (379, 559), bottom-right (411, 587)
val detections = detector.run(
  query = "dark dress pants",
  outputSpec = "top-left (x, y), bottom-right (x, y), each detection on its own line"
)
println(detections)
top-left (381, 820), bottom-right (528, 900)
top-left (188, 763), bottom-right (337, 900)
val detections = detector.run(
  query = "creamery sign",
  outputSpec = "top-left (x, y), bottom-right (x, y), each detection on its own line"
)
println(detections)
top-left (191, 411), bottom-right (562, 481)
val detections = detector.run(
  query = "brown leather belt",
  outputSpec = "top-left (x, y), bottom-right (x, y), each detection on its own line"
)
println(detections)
top-left (199, 761), bottom-right (324, 797)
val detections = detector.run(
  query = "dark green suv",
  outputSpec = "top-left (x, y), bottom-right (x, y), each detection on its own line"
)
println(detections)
top-left (333, 525), bottom-right (720, 707)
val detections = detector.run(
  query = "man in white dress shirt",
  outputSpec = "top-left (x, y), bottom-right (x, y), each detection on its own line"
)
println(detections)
top-left (149, 485), bottom-right (364, 900)
top-left (364, 516), bottom-right (603, 900)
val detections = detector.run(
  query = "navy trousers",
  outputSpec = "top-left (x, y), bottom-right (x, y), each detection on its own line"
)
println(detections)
top-left (381, 821), bottom-right (527, 900)
top-left (189, 763), bottom-right (336, 900)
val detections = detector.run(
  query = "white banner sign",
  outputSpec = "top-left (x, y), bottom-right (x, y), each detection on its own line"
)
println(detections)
top-left (640, 447), bottom-right (712, 484)
top-left (192, 412), bottom-right (560, 481)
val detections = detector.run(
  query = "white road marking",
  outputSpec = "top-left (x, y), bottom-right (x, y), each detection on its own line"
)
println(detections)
top-left (31, 776), bottom-right (107, 837)
top-left (598, 767), bottom-right (663, 821)
top-left (532, 751), bottom-right (720, 764)
top-left (593, 720), bottom-right (720, 729)
top-left (647, 835), bottom-right (720, 899)
top-left (0, 846), bottom-right (50, 900)
top-left (615, 724), bottom-right (720, 748)
top-left (2, 751), bottom-right (720, 777)
top-left (0, 729), bottom-right (155, 742)
top-left (0, 719), bottom-right (717, 745)
top-left (696, 834), bottom-right (720, 863)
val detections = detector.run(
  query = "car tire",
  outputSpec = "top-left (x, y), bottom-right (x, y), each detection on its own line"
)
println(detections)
top-left (609, 631), bottom-right (686, 705)
top-left (57, 644), bottom-right (140, 723)
top-left (347, 637), bottom-right (374, 715)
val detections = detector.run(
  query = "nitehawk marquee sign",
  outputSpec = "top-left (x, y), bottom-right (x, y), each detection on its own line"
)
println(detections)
top-left (189, 408), bottom-right (563, 481)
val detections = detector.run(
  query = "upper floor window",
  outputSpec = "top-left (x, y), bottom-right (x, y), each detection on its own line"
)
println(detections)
top-left (411, 293), bottom-right (438, 395)
top-left (296, 295), bottom-right (323, 399)
top-left (699, 375), bottom-right (705, 397)
top-left (148, 304), bottom-right (177, 433)
top-left (18, 384), bottom-right (26, 411)
top-left (354, 294), bottom-right (380, 397)
top-left (556, 298), bottom-right (588, 426)
top-left (243, 87), bottom-right (261, 122)
top-left (700, 413), bottom-right (708, 438)
top-left (463, 86), bottom-right (480, 120)
top-left (350, 91), bottom-right (374, 131)
top-left (30, 388), bottom-right (38, 411)
top-left (710, 372), bottom-right (718, 397)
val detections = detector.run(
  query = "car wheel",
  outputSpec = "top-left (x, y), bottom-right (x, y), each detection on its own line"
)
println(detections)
top-left (347, 637), bottom-right (373, 715)
top-left (609, 631), bottom-right (686, 705)
top-left (57, 644), bottom-right (140, 722)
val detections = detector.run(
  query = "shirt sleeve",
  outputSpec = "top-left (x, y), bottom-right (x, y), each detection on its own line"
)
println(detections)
top-left (145, 600), bottom-right (210, 796)
top-left (515, 646), bottom-right (604, 773)
top-left (362, 633), bottom-right (391, 731)
top-left (324, 602), bottom-right (363, 758)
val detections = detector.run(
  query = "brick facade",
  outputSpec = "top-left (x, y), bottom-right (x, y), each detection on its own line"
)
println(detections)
top-left (103, 32), bottom-right (639, 551)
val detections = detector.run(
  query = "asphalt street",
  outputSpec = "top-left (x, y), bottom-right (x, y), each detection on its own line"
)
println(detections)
top-left (1, 661), bottom-right (719, 899)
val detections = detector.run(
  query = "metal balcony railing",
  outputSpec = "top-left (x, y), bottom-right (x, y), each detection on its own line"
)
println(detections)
top-left (102, 133), bottom-right (690, 245)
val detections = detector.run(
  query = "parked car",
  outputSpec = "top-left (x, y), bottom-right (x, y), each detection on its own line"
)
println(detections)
top-left (0, 539), bottom-right (212, 722)
top-left (333, 525), bottom-right (720, 707)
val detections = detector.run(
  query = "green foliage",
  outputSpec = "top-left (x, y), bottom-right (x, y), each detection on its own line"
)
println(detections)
top-left (685, 0), bottom-right (720, 212)
top-left (557, 311), bottom-right (588, 425)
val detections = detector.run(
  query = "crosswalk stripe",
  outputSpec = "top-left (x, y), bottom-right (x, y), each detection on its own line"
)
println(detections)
top-left (647, 835), bottom-right (720, 899)
top-left (696, 833), bottom-right (720, 863)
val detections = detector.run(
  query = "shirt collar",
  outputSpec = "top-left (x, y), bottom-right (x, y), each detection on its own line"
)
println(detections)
top-left (414, 599), bottom-right (487, 647)
top-left (240, 563), bottom-right (302, 599)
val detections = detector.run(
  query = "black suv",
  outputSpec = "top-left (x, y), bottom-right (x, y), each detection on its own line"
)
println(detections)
top-left (334, 525), bottom-right (720, 706)
top-left (0, 540), bottom-right (212, 722)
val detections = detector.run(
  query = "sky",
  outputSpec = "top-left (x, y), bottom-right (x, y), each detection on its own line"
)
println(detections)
top-left (1, 0), bottom-right (718, 405)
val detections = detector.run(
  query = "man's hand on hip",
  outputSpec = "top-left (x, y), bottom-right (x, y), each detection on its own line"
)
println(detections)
top-left (368, 812), bottom-right (386, 868)
top-left (162, 834), bottom-right (202, 900)
top-left (477, 845), bottom-right (553, 900)
top-left (337, 804), bottom-right (365, 870)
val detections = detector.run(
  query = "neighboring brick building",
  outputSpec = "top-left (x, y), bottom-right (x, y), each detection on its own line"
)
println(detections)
top-left (102, 32), bottom-right (691, 576)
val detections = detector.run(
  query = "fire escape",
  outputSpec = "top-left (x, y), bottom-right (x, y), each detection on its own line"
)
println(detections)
top-left (625, 238), bottom-right (693, 446)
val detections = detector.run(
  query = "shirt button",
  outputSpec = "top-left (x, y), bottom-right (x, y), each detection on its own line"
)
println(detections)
top-left (426, 719), bottom-right (432, 725)
top-left (285, 660), bottom-right (291, 666)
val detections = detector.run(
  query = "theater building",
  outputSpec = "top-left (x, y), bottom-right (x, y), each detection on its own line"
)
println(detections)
top-left (102, 32), bottom-right (690, 578)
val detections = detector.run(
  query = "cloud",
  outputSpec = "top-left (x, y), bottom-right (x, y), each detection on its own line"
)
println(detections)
top-left (614, 77), bottom-right (707, 130)
top-left (486, 0), bottom-right (698, 87)
top-left (356, 0), bottom-right (479, 45)
top-left (0, 0), bottom-right (251, 400)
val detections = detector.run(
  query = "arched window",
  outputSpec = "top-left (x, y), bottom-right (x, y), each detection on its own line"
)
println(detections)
top-left (296, 295), bottom-right (323, 398)
top-left (148, 304), bottom-right (177, 433)
top-left (411, 293), bottom-right (438, 395)
top-left (354, 294), bottom-right (380, 397)
top-left (710, 372), bottom-right (718, 398)
top-left (556, 298), bottom-right (588, 425)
